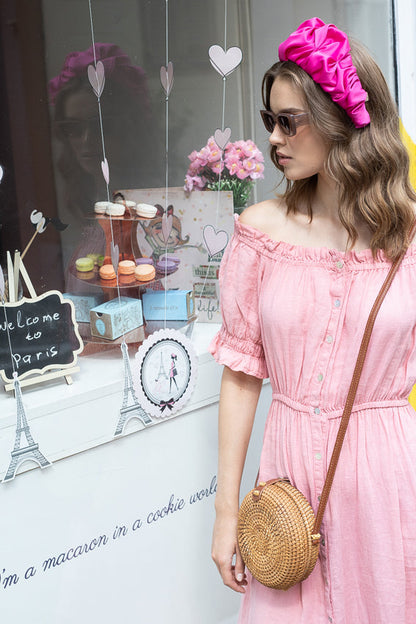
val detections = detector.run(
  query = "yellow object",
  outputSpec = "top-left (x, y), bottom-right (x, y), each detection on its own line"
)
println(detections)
top-left (400, 120), bottom-right (416, 409)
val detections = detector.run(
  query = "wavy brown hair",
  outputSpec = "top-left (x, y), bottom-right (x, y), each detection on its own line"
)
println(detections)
top-left (262, 40), bottom-right (416, 259)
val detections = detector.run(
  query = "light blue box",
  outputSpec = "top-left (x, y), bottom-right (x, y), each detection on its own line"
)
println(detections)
top-left (63, 292), bottom-right (105, 323)
top-left (142, 289), bottom-right (194, 321)
top-left (90, 296), bottom-right (143, 340)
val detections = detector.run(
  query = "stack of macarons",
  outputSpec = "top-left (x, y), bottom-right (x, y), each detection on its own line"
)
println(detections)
top-left (135, 203), bottom-right (158, 219)
top-left (155, 254), bottom-right (180, 275)
top-left (134, 263), bottom-right (156, 282)
top-left (99, 264), bottom-right (117, 281)
top-left (94, 200), bottom-right (158, 219)
top-left (75, 256), bottom-right (94, 280)
top-left (94, 201), bottom-right (125, 217)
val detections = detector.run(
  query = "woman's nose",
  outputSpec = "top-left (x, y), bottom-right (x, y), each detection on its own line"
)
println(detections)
top-left (269, 123), bottom-right (286, 147)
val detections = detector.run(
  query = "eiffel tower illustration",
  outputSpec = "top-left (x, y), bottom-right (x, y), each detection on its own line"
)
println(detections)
top-left (155, 351), bottom-right (168, 381)
top-left (114, 342), bottom-right (153, 436)
top-left (3, 374), bottom-right (51, 482)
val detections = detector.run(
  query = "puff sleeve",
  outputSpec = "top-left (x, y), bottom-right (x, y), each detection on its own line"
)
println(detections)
top-left (209, 228), bottom-right (268, 379)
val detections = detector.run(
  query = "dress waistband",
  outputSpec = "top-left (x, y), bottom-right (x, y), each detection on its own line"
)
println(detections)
top-left (271, 392), bottom-right (410, 420)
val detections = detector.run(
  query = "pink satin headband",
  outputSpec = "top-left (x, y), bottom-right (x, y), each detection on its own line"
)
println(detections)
top-left (278, 17), bottom-right (370, 128)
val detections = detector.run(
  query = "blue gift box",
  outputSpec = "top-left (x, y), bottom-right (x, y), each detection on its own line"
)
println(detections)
top-left (90, 296), bottom-right (143, 340)
top-left (142, 289), bottom-right (194, 321)
top-left (63, 292), bottom-right (105, 323)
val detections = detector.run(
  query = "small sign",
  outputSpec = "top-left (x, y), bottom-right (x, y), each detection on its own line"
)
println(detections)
top-left (0, 291), bottom-right (83, 383)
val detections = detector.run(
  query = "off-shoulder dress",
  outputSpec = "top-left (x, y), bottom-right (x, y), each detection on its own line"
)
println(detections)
top-left (210, 215), bottom-right (416, 624)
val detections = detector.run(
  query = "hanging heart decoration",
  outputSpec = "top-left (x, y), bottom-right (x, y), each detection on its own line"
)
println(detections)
top-left (111, 242), bottom-right (119, 273)
top-left (214, 127), bottom-right (231, 151)
top-left (208, 45), bottom-right (243, 78)
top-left (87, 61), bottom-right (105, 97)
top-left (101, 158), bottom-right (110, 185)
top-left (160, 62), bottom-right (174, 96)
top-left (162, 213), bottom-right (173, 243)
top-left (0, 165), bottom-right (3, 184)
top-left (30, 210), bottom-right (47, 234)
top-left (203, 224), bottom-right (229, 258)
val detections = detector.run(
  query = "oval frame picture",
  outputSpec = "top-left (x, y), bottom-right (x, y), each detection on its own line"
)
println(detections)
top-left (134, 328), bottom-right (197, 419)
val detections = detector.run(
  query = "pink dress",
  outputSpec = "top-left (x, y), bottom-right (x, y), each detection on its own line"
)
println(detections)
top-left (209, 216), bottom-right (416, 624)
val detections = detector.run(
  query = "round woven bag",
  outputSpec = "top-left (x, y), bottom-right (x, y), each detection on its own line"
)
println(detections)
top-left (237, 479), bottom-right (320, 590)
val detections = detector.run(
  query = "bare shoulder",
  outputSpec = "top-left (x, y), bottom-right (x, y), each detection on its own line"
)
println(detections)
top-left (239, 197), bottom-right (286, 236)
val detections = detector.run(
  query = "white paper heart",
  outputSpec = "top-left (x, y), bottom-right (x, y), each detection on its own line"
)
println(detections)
top-left (162, 213), bottom-right (173, 243)
top-left (214, 127), bottom-right (231, 151)
top-left (160, 62), bottom-right (174, 96)
top-left (209, 45), bottom-right (242, 78)
top-left (87, 61), bottom-right (105, 97)
top-left (0, 165), bottom-right (3, 184)
top-left (101, 158), bottom-right (110, 185)
top-left (111, 242), bottom-right (119, 273)
top-left (203, 225), bottom-right (229, 258)
top-left (30, 210), bottom-right (47, 233)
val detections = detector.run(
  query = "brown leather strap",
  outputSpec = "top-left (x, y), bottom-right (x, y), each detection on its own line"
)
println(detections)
top-left (312, 223), bottom-right (416, 536)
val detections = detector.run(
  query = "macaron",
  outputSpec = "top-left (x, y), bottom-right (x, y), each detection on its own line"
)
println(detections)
top-left (118, 260), bottom-right (136, 275)
top-left (106, 202), bottom-right (125, 217)
top-left (94, 201), bottom-right (109, 214)
top-left (134, 264), bottom-right (156, 282)
top-left (99, 264), bottom-right (117, 280)
top-left (115, 199), bottom-right (136, 213)
top-left (86, 253), bottom-right (104, 267)
top-left (135, 203), bottom-right (158, 218)
top-left (159, 254), bottom-right (180, 266)
top-left (156, 259), bottom-right (177, 275)
top-left (75, 257), bottom-right (94, 272)
top-left (135, 257), bottom-right (154, 266)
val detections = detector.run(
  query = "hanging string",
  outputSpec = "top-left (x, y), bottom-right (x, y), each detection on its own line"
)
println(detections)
top-left (163, 0), bottom-right (170, 329)
top-left (88, 0), bottom-right (127, 342)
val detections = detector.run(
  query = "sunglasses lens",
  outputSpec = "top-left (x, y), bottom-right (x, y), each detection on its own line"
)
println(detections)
top-left (260, 111), bottom-right (274, 133)
top-left (277, 115), bottom-right (291, 135)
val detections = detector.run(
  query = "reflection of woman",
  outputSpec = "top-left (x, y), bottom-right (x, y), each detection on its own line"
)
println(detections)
top-left (49, 43), bottom-right (162, 265)
top-left (210, 18), bottom-right (416, 624)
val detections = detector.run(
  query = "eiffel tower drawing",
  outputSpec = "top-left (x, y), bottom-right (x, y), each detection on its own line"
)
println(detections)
top-left (114, 342), bottom-right (153, 436)
top-left (3, 374), bottom-right (51, 482)
top-left (155, 351), bottom-right (168, 381)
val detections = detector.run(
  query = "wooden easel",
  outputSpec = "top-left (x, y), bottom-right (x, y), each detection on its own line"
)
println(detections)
top-left (1, 251), bottom-right (81, 392)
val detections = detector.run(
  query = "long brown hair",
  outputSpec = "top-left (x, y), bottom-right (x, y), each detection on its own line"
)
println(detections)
top-left (262, 40), bottom-right (416, 259)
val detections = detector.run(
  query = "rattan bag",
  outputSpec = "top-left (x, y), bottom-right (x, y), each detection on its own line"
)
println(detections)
top-left (236, 240), bottom-right (411, 591)
top-left (238, 478), bottom-right (320, 590)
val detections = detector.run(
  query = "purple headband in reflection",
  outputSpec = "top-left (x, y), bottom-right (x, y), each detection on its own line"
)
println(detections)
top-left (48, 43), bottom-right (149, 107)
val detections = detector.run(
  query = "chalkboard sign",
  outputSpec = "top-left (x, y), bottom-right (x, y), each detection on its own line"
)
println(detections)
top-left (0, 291), bottom-right (83, 383)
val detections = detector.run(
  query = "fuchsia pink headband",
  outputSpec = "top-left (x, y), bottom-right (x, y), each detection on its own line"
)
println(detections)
top-left (278, 17), bottom-right (370, 128)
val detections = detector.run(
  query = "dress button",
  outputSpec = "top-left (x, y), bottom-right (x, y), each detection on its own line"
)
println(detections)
top-left (315, 452), bottom-right (322, 460)
top-left (314, 407), bottom-right (321, 415)
top-left (336, 260), bottom-right (343, 269)
top-left (326, 335), bottom-right (333, 343)
top-left (334, 299), bottom-right (341, 308)
top-left (317, 373), bottom-right (323, 382)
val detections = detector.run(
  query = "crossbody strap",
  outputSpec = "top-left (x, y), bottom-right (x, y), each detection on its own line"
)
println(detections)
top-left (312, 223), bottom-right (416, 538)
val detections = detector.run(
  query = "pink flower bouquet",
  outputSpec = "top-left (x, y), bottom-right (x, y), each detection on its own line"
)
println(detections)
top-left (184, 136), bottom-right (264, 211)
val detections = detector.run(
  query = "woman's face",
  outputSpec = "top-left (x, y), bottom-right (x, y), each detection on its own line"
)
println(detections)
top-left (61, 89), bottom-right (103, 176)
top-left (268, 76), bottom-right (329, 180)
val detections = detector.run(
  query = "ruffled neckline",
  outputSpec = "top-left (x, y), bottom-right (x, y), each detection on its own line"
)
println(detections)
top-left (233, 214), bottom-right (416, 266)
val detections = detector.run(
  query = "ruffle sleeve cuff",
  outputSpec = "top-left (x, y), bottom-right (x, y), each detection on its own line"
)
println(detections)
top-left (209, 326), bottom-right (269, 379)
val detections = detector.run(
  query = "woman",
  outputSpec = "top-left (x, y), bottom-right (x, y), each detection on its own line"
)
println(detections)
top-left (49, 43), bottom-right (162, 266)
top-left (210, 18), bottom-right (416, 624)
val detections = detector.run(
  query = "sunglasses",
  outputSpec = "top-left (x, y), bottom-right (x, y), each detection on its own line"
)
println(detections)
top-left (260, 110), bottom-right (310, 136)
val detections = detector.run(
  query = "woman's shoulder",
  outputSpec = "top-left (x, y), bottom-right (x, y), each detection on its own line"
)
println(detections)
top-left (239, 197), bottom-right (287, 237)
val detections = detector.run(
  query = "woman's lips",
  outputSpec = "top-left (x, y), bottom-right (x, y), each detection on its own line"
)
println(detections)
top-left (276, 152), bottom-right (292, 165)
